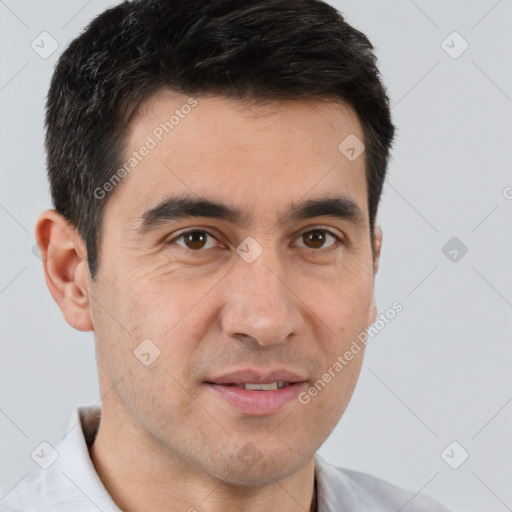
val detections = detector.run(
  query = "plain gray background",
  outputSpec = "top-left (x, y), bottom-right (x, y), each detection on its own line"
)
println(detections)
top-left (1, 1), bottom-right (511, 511)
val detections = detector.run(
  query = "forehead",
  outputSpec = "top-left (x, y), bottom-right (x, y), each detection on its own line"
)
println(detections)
top-left (109, 89), bottom-right (368, 226)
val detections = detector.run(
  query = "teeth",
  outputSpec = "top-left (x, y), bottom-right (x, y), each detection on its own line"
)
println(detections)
top-left (241, 381), bottom-right (287, 391)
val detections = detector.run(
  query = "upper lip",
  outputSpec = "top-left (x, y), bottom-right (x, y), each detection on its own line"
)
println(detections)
top-left (206, 369), bottom-right (307, 385)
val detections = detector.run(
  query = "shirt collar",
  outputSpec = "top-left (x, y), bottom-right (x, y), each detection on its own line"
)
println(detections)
top-left (56, 404), bottom-right (122, 511)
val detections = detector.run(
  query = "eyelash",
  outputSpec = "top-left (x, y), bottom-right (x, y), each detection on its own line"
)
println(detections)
top-left (166, 228), bottom-right (344, 253)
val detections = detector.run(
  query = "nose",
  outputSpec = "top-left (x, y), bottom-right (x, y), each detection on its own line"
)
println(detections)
top-left (219, 248), bottom-right (304, 347)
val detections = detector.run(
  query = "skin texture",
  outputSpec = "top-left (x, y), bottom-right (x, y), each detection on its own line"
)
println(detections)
top-left (36, 91), bottom-right (383, 512)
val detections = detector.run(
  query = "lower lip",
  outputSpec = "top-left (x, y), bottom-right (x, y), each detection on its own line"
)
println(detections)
top-left (205, 382), bottom-right (308, 416)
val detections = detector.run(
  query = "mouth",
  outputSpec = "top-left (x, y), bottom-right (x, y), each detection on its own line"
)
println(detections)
top-left (204, 371), bottom-right (308, 416)
top-left (206, 381), bottom-right (293, 390)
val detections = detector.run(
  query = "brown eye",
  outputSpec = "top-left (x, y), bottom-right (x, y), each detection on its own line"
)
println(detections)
top-left (170, 230), bottom-right (218, 251)
top-left (297, 229), bottom-right (341, 250)
top-left (183, 231), bottom-right (207, 250)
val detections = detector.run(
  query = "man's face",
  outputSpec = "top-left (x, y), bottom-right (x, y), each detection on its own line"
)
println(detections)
top-left (87, 91), bottom-right (378, 485)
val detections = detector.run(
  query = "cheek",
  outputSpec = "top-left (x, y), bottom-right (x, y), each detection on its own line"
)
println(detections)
top-left (309, 264), bottom-right (373, 335)
top-left (302, 258), bottom-right (372, 401)
top-left (124, 272), bottom-right (220, 341)
top-left (98, 254), bottom-right (199, 330)
top-left (108, 274), bottom-right (220, 382)
top-left (291, 343), bottom-right (365, 451)
top-left (89, 281), bottom-right (206, 427)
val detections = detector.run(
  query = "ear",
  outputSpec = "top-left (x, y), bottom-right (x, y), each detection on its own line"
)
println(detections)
top-left (35, 209), bottom-right (93, 332)
top-left (367, 224), bottom-right (383, 325)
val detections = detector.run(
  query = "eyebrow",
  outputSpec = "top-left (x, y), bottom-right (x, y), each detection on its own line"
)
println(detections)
top-left (136, 193), bottom-right (366, 233)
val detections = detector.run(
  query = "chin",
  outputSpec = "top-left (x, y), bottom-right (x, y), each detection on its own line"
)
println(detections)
top-left (206, 448), bottom-right (308, 487)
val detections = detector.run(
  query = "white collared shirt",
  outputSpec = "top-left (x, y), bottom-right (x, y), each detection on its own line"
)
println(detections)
top-left (0, 405), bottom-right (453, 511)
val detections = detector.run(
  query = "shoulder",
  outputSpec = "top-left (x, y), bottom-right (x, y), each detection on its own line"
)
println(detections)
top-left (0, 405), bottom-right (117, 512)
top-left (0, 468), bottom-right (76, 512)
top-left (0, 461), bottom-right (117, 512)
top-left (314, 454), bottom-right (454, 512)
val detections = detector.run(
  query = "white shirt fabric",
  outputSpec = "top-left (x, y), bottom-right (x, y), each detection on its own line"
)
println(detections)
top-left (0, 405), bottom-right (453, 512)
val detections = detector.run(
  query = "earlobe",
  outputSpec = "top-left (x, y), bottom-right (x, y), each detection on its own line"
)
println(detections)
top-left (367, 295), bottom-right (377, 325)
top-left (368, 224), bottom-right (383, 326)
top-left (35, 209), bottom-right (93, 332)
top-left (372, 224), bottom-right (383, 275)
